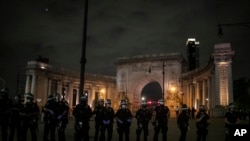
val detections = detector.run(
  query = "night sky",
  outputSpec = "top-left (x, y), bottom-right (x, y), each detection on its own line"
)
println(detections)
top-left (1, 0), bottom-right (250, 96)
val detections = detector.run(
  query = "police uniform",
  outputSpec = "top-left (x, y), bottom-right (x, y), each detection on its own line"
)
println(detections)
top-left (196, 105), bottom-right (210, 141)
top-left (0, 88), bottom-right (13, 141)
top-left (115, 100), bottom-right (133, 141)
top-left (152, 99), bottom-right (169, 141)
top-left (42, 95), bottom-right (58, 141)
top-left (56, 96), bottom-right (69, 141)
top-left (99, 99), bottom-right (115, 141)
top-left (22, 93), bottom-right (40, 141)
top-left (93, 99), bottom-right (105, 141)
top-left (224, 103), bottom-right (240, 141)
top-left (9, 95), bottom-right (24, 141)
top-left (177, 104), bottom-right (189, 141)
top-left (135, 101), bottom-right (152, 141)
top-left (73, 95), bottom-right (92, 141)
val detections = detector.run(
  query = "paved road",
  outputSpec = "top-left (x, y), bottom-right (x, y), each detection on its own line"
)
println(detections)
top-left (5, 117), bottom-right (249, 141)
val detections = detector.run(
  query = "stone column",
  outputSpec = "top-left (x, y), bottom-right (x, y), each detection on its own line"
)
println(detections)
top-left (202, 80), bottom-right (206, 105)
top-left (31, 73), bottom-right (36, 95)
top-left (57, 81), bottom-right (62, 95)
top-left (48, 78), bottom-right (51, 95)
top-left (25, 75), bottom-right (31, 93)
top-left (68, 83), bottom-right (73, 110)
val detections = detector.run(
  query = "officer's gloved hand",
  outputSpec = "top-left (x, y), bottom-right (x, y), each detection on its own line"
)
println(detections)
top-left (57, 115), bottom-right (62, 120)
top-left (48, 110), bottom-right (54, 115)
top-left (127, 119), bottom-right (131, 123)
top-left (103, 120), bottom-right (110, 125)
top-left (117, 119), bottom-right (123, 124)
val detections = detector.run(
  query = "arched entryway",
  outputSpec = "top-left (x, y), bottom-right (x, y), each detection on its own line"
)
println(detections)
top-left (141, 81), bottom-right (162, 102)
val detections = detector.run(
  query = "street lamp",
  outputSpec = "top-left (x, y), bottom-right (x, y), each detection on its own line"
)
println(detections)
top-left (79, 0), bottom-right (89, 99)
top-left (148, 60), bottom-right (165, 99)
top-left (162, 61), bottom-right (165, 99)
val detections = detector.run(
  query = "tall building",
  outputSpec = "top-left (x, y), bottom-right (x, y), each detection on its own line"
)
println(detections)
top-left (186, 38), bottom-right (200, 71)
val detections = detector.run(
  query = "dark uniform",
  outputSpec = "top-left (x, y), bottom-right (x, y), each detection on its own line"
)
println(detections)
top-left (0, 88), bottom-right (13, 141)
top-left (152, 98), bottom-right (170, 141)
top-left (177, 104), bottom-right (189, 141)
top-left (73, 95), bottom-right (92, 141)
top-left (55, 94), bottom-right (69, 141)
top-left (93, 99), bottom-right (105, 141)
top-left (22, 93), bottom-right (40, 141)
top-left (224, 103), bottom-right (240, 141)
top-left (99, 99), bottom-right (115, 141)
top-left (9, 94), bottom-right (24, 141)
top-left (135, 101), bottom-right (152, 141)
top-left (196, 105), bottom-right (210, 141)
top-left (115, 100), bottom-right (133, 141)
top-left (42, 95), bottom-right (58, 141)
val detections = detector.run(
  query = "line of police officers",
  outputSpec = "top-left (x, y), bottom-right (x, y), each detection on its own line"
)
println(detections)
top-left (0, 87), bottom-right (243, 141)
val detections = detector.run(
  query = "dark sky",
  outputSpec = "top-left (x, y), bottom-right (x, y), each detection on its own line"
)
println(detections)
top-left (1, 0), bottom-right (250, 95)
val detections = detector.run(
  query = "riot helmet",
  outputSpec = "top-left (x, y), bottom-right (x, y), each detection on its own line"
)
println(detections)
top-left (182, 104), bottom-right (188, 111)
top-left (158, 98), bottom-right (164, 106)
top-left (105, 99), bottom-right (111, 107)
top-left (0, 88), bottom-right (9, 99)
top-left (53, 93), bottom-right (61, 102)
top-left (120, 100), bottom-right (127, 109)
top-left (14, 94), bottom-right (22, 103)
top-left (98, 99), bottom-right (104, 106)
top-left (80, 95), bottom-right (87, 104)
top-left (228, 103), bottom-right (235, 112)
top-left (47, 94), bottom-right (54, 101)
top-left (25, 93), bottom-right (34, 103)
top-left (141, 100), bottom-right (147, 108)
top-left (199, 105), bottom-right (206, 112)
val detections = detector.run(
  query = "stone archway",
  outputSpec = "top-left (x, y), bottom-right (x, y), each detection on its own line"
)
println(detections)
top-left (130, 75), bottom-right (162, 112)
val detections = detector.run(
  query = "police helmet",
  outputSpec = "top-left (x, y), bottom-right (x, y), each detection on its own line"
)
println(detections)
top-left (199, 105), bottom-right (206, 111)
top-left (25, 93), bottom-right (34, 100)
top-left (182, 104), bottom-right (188, 110)
top-left (141, 100), bottom-right (147, 106)
top-left (228, 103), bottom-right (235, 111)
top-left (105, 99), bottom-right (111, 104)
top-left (80, 95), bottom-right (87, 100)
top-left (0, 88), bottom-right (9, 93)
top-left (47, 94), bottom-right (54, 101)
top-left (120, 100), bottom-right (127, 105)
top-left (0, 88), bottom-right (9, 98)
top-left (158, 98), bottom-right (164, 105)
top-left (14, 94), bottom-right (22, 101)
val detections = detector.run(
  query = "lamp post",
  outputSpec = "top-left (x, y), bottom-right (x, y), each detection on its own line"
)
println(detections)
top-left (217, 21), bottom-right (250, 38)
top-left (162, 61), bottom-right (165, 99)
top-left (79, 0), bottom-right (89, 99)
top-left (148, 60), bottom-right (165, 99)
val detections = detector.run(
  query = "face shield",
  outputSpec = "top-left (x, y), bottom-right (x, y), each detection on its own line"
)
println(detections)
top-left (121, 104), bottom-right (126, 109)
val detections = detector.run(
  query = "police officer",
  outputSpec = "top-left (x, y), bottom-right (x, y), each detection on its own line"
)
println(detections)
top-left (9, 94), bottom-right (24, 141)
top-left (177, 104), bottom-right (189, 141)
top-left (135, 100), bottom-right (152, 141)
top-left (0, 88), bottom-right (13, 141)
top-left (42, 94), bottom-right (58, 141)
top-left (73, 95), bottom-right (92, 141)
top-left (224, 103), bottom-right (240, 141)
top-left (55, 93), bottom-right (69, 141)
top-left (152, 98), bottom-right (170, 141)
top-left (196, 105), bottom-right (210, 141)
top-left (22, 93), bottom-right (40, 141)
top-left (99, 99), bottom-right (115, 141)
top-left (115, 100), bottom-right (133, 141)
top-left (93, 99), bottom-right (105, 141)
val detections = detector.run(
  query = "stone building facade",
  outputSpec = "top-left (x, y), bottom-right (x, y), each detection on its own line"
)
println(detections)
top-left (24, 43), bottom-right (234, 116)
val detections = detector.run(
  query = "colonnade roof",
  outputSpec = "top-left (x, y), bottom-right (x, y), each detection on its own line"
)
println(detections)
top-left (26, 60), bottom-right (116, 83)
